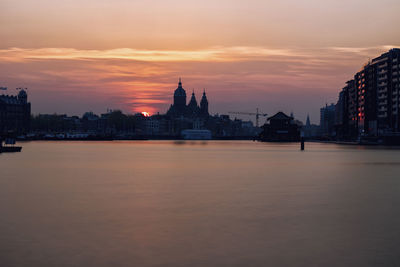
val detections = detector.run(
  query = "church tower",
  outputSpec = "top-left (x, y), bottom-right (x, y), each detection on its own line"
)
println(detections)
top-left (188, 90), bottom-right (198, 107)
top-left (200, 89), bottom-right (209, 117)
top-left (306, 114), bottom-right (311, 127)
top-left (187, 90), bottom-right (199, 117)
top-left (173, 78), bottom-right (186, 115)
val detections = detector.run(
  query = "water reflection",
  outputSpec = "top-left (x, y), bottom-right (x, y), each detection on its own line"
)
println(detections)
top-left (1, 141), bottom-right (400, 267)
top-left (173, 140), bottom-right (208, 146)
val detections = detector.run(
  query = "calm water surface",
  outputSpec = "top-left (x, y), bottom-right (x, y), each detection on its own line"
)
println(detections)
top-left (1, 141), bottom-right (400, 267)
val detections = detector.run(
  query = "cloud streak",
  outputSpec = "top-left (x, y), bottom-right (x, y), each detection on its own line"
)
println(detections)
top-left (0, 45), bottom-right (398, 123)
top-left (0, 47), bottom-right (298, 62)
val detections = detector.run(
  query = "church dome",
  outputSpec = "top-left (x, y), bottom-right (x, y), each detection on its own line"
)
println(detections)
top-left (17, 89), bottom-right (28, 104)
top-left (18, 89), bottom-right (27, 98)
top-left (174, 78), bottom-right (186, 97)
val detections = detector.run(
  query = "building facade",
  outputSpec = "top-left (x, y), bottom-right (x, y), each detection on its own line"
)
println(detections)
top-left (320, 103), bottom-right (336, 137)
top-left (334, 48), bottom-right (400, 139)
top-left (0, 89), bottom-right (31, 134)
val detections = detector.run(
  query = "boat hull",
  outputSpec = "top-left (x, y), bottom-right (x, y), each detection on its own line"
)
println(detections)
top-left (0, 146), bottom-right (22, 153)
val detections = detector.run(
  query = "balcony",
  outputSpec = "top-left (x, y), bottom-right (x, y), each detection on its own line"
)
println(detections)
top-left (379, 94), bottom-right (388, 98)
top-left (378, 105), bottom-right (387, 110)
top-left (378, 70), bottom-right (388, 75)
top-left (378, 113), bottom-right (387, 118)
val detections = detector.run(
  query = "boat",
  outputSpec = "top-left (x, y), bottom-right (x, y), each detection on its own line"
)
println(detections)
top-left (181, 129), bottom-right (212, 140)
top-left (0, 138), bottom-right (22, 153)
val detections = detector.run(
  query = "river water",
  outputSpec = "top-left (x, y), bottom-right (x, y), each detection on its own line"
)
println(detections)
top-left (1, 141), bottom-right (400, 266)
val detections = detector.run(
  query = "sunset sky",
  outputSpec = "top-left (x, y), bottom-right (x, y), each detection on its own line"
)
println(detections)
top-left (1, 0), bottom-right (400, 123)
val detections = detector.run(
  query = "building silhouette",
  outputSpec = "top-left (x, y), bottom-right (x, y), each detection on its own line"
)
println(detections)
top-left (335, 48), bottom-right (400, 139)
top-left (26, 78), bottom-right (259, 139)
top-left (320, 103), bottom-right (336, 137)
top-left (0, 89), bottom-right (31, 134)
top-left (167, 78), bottom-right (209, 118)
top-left (199, 89), bottom-right (209, 117)
top-left (303, 114), bottom-right (319, 138)
top-left (259, 112), bottom-right (300, 141)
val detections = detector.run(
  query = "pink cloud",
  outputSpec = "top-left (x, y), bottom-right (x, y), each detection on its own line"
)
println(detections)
top-left (0, 45), bottom-right (398, 123)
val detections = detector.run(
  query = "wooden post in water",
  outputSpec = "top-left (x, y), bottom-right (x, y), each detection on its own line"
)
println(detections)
top-left (300, 137), bottom-right (305, 150)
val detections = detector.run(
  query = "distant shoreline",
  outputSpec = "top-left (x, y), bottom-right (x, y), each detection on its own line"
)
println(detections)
top-left (15, 138), bottom-right (400, 147)
top-left (16, 136), bottom-right (258, 142)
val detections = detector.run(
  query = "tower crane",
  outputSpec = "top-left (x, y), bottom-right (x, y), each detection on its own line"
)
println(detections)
top-left (228, 108), bottom-right (267, 127)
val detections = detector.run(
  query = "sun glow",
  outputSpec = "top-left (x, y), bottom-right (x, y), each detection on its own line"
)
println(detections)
top-left (141, 112), bottom-right (150, 117)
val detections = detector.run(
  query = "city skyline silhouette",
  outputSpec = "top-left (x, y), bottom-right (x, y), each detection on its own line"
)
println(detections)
top-left (1, 0), bottom-right (399, 124)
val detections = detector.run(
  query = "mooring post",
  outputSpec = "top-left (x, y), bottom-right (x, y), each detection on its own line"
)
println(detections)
top-left (301, 137), bottom-right (305, 150)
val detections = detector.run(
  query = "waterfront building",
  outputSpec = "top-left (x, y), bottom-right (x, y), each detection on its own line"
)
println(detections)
top-left (346, 80), bottom-right (358, 137)
top-left (0, 89), bottom-right (31, 134)
top-left (259, 112), bottom-right (300, 142)
top-left (335, 86), bottom-right (349, 139)
top-left (82, 112), bottom-right (101, 133)
top-left (355, 62), bottom-right (378, 135)
top-left (373, 49), bottom-right (400, 133)
top-left (334, 48), bottom-right (400, 139)
top-left (145, 118), bottom-right (160, 135)
top-left (320, 103), bottom-right (336, 137)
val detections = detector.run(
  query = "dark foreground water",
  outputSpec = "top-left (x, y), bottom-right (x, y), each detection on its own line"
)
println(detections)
top-left (1, 141), bottom-right (400, 267)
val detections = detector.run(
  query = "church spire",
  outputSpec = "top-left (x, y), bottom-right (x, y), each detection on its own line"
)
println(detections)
top-left (306, 114), bottom-right (311, 127)
top-left (200, 89), bottom-right (209, 117)
top-left (189, 89), bottom-right (198, 106)
top-left (187, 89), bottom-right (199, 117)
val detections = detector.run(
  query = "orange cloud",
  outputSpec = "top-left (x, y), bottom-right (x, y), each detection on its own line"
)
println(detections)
top-left (0, 47), bottom-right (298, 62)
top-left (0, 45), bottom-right (398, 123)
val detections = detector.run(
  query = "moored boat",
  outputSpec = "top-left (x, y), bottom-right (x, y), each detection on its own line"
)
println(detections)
top-left (0, 138), bottom-right (22, 153)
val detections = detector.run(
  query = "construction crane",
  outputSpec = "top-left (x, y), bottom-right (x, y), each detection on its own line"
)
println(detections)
top-left (228, 108), bottom-right (268, 127)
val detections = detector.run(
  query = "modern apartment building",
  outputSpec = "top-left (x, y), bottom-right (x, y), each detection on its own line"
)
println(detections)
top-left (335, 48), bottom-right (400, 139)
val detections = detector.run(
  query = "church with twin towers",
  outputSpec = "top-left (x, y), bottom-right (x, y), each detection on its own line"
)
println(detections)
top-left (167, 78), bottom-right (209, 118)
